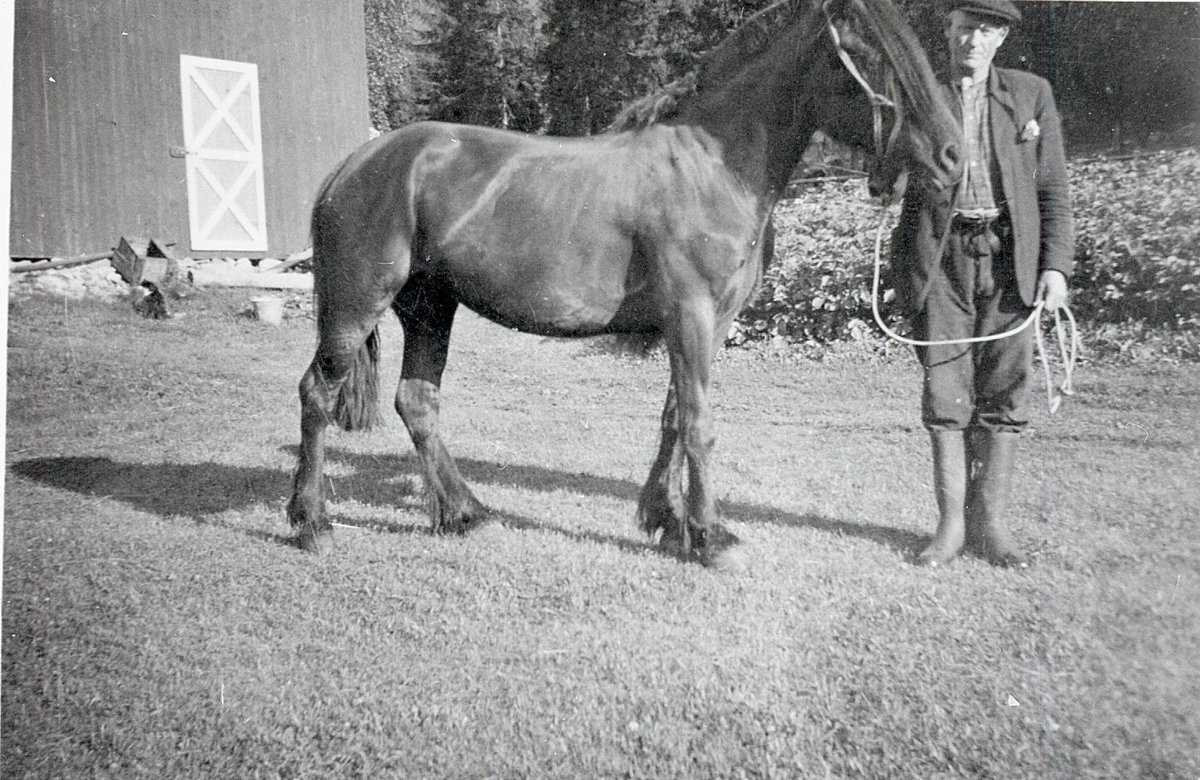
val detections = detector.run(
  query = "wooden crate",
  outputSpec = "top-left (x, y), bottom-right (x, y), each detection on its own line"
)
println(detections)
top-left (111, 237), bottom-right (176, 286)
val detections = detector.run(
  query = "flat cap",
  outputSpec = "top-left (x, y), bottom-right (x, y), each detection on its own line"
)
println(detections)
top-left (944, 0), bottom-right (1022, 24)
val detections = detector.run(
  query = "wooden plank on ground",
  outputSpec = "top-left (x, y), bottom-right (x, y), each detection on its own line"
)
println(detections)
top-left (188, 268), bottom-right (313, 290)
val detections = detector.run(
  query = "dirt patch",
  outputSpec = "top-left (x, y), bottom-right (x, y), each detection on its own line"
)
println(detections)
top-left (8, 258), bottom-right (314, 322)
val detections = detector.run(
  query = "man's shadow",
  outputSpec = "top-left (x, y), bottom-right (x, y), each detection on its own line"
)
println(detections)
top-left (9, 450), bottom-right (924, 556)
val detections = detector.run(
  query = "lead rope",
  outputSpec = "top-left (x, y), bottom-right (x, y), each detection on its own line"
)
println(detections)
top-left (1033, 302), bottom-right (1078, 413)
top-left (868, 207), bottom-right (1080, 414)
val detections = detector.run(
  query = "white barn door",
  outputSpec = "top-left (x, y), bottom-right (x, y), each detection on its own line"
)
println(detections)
top-left (180, 55), bottom-right (268, 252)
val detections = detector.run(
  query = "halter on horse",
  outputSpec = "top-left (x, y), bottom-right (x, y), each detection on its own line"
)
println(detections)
top-left (287, 0), bottom-right (962, 568)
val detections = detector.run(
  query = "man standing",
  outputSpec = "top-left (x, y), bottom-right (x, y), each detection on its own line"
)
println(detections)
top-left (891, 0), bottom-right (1074, 568)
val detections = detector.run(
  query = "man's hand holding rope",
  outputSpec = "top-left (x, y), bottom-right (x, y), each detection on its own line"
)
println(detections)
top-left (1035, 269), bottom-right (1069, 311)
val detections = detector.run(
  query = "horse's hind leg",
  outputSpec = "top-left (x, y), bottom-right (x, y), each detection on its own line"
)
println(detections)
top-left (289, 323), bottom-right (382, 552)
top-left (394, 282), bottom-right (487, 533)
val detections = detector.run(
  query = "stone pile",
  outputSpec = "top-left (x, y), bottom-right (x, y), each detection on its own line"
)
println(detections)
top-left (8, 260), bottom-right (128, 299)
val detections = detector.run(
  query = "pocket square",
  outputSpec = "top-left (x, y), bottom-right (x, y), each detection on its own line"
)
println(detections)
top-left (1019, 119), bottom-right (1040, 142)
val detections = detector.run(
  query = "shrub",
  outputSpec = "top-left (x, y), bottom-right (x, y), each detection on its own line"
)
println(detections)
top-left (729, 177), bottom-right (900, 349)
top-left (1069, 150), bottom-right (1200, 329)
top-left (733, 149), bottom-right (1200, 362)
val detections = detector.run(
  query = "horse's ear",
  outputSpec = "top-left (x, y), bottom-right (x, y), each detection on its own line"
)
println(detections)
top-left (828, 3), bottom-right (881, 64)
top-left (823, 0), bottom-right (871, 53)
top-left (823, 0), bottom-right (885, 86)
top-left (838, 24), bottom-right (879, 60)
top-left (821, 0), bottom-right (851, 23)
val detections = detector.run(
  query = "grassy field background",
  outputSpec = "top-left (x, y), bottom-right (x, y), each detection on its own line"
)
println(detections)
top-left (4, 287), bottom-right (1198, 778)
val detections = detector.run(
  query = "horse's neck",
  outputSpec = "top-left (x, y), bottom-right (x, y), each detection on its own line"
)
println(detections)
top-left (670, 22), bottom-right (819, 204)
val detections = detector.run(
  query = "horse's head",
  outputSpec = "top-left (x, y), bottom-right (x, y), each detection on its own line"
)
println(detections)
top-left (654, 0), bottom-right (959, 202)
top-left (815, 0), bottom-right (962, 201)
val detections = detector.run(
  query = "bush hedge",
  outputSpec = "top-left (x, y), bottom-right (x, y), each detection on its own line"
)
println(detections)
top-left (732, 148), bottom-right (1200, 362)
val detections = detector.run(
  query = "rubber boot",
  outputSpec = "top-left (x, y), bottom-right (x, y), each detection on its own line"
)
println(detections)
top-left (916, 430), bottom-right (968, 568)
top-left (966, 429), bottom-right (1028, 568)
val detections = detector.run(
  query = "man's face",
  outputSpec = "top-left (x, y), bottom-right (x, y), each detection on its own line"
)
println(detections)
top-left (945, 10), bottom-right (1009, 79)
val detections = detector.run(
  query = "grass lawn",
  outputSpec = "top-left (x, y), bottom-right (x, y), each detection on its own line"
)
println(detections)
top-left (4, 289), bottom-right (1198, 778)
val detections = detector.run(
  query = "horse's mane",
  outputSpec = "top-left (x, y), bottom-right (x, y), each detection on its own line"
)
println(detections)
top-left (608, 0), bottom-right (812, 132)
top-left (698, 0), bottom-right (810, 81)
top-left (608, 73), bottom-right (697, 131)
top-left (608, 0), bottom-right (943, 136)
top-left (845, 0), bottom-right (946, 129)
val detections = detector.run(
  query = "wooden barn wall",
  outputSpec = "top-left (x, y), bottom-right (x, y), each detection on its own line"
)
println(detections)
top-left (10, 0), bottom-right (370, 258)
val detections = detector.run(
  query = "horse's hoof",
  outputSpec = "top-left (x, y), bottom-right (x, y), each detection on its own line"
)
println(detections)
top-left (986, 550), bottom-right (1029, 569)
top-left (434, 508), bottom-right (491, 536)
top-left (914, 545), bottom-right (962, 568)
top-left (431, 494), bottom-right (491, 535)
top-left (657, 533), bottom-right (689, 560)
top-left (659, 525), bottom-right (748, 571)
top-left (698, 525), bottom-right (747, 571)
top-left (459, 505), bottom-right (492, 534)
top-left (972, 536), bottom-right (1030, 569)
top-left (297, 525), bottom-right (334, 554)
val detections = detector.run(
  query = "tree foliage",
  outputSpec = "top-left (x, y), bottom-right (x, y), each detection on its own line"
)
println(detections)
top-left (1022, 2), bottom-right (1200, 151)
top-left (364, 0), bottom-right (444, 131)
top-left (539, 2), bottom-right (638, 135)
top-left (539, 0), bottom-right (774, 135)
top-left (366, 0), bottom-right (1198, 149)
top-left (427, 0), bottom-right (545, 131)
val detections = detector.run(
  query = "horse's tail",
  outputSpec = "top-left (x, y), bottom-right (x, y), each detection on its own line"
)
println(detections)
top-left (333, 326), bottom-right (381, 431)
top-left (309, 150), bottom-right (383, 432)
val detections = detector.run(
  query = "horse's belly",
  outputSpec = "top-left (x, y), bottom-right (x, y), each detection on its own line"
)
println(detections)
top-left (419, 178), bottom-right (651, 335)
top-left (442, 239), bottom-right (655, 338)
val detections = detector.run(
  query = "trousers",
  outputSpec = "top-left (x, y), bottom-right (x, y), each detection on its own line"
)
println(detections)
top-left (913, 214), bottom-right (1034, 433)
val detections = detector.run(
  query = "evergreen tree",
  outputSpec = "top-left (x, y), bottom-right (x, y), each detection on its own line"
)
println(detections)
top-left (364, 0), bottom-right (444, 130)
top-left (541, 1), bottom-right (637, 135)
top-left (540, 0), bottom-right (773, 136)
top-left (370, 0), bottom-right (1199, 150)
top-left (429, 0), bottom-right (544, 131)
top-left (1037, 2), bottom-right (1199, 150)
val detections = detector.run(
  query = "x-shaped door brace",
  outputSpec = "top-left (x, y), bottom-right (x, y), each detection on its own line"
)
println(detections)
top-left (189, 69), bottom-right (255, 154)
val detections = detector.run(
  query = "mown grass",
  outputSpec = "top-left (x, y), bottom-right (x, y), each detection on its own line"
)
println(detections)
top-left (4, 289), bottom-right (1198, 778)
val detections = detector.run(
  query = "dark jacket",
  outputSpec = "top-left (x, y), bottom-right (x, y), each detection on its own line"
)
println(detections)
top-left (893, 66), bottom-right (1075, 313)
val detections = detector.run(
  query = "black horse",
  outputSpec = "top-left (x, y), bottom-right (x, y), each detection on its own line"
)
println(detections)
top-left (288, 0), bottom-right (962, 568)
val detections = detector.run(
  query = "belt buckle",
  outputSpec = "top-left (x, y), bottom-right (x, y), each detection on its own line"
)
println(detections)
top-left (955, 208), bottom-right (1002, 225)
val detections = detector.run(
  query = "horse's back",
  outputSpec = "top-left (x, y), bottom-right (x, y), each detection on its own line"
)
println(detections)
top-left (313, 120), bottom-right (767, 337)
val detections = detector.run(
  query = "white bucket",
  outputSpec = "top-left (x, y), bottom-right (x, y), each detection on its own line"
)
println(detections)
top-left (251, 296), bottom-right (285, 325)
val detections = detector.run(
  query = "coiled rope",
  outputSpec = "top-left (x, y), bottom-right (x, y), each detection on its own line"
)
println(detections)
top-left (868, 208), bottom-right (1079, 414)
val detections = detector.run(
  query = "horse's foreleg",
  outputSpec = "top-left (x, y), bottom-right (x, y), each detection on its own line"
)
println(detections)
top-left (655, 300), bottom-right (743, 568)
top-left (670, 331), bottom-right (716, 557)
top-left (395, 288), bottom-right (487, 534)
top-left (660, 301), bottom-right (717, 558)
top-left (636, 386), bottom-right (688, 539)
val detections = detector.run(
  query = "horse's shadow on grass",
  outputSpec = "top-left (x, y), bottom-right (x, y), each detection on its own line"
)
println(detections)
top-left (9, 451), bottom-right (925, 558)
top-left (326, 447), bottom-right (926, 556)
top-left (8, 455), bottom-right (299, 546)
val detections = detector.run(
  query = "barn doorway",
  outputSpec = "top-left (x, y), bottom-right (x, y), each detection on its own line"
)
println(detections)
top-left (179, 55), bottom-right (268, 253)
